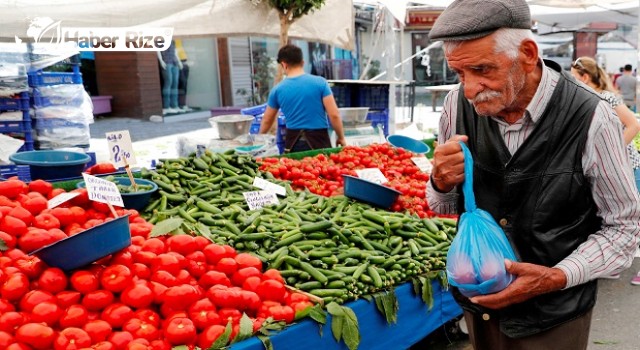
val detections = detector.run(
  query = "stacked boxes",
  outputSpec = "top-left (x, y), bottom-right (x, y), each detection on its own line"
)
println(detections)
top-left (0, 92), bottom-right (33, 152)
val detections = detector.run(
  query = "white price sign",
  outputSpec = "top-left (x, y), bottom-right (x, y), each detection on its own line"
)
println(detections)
top-left (106, 130), bottom-right (136, 167)
top-left (82, 173), bottom-right (125, 207)
top-left (47, 192), bottom-right (80, 209)
top-left (253, 177), bottom-right (286, 196)
top-left (411, 156), bottom-right (433, 173)
top-left (243, 190), bottom-right (279, 210)
top-left (355, 168), bottom-right (388, 184)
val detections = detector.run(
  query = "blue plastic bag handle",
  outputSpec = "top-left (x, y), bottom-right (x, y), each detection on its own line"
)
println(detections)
top-left (459, 141), bottom-right (476, 212)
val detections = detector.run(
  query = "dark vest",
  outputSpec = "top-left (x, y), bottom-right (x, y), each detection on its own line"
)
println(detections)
top-left (453, 60), bottom-right (602, 338)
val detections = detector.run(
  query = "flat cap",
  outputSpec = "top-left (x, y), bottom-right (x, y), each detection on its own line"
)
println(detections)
top-left (429, 0), bottom-right (531, 42)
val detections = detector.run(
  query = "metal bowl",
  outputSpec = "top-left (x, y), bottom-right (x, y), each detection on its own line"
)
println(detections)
top-left (339, 107), bottom-right (370, 126)
top-left (208, 114), bottom-right (255, 140)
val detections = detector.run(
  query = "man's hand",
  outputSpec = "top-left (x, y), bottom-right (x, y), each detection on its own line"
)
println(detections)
top-left (336, 137), bottom-right (347, 147)
top-left (469, 260), bottom-right (567, 309)
top-left (431, 135), bottom-right (468, 192)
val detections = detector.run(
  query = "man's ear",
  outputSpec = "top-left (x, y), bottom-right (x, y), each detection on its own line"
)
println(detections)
top-left (520, 39), bottom-right (539, 73)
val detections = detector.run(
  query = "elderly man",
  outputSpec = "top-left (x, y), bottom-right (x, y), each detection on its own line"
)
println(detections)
top-left (426, 0), bottom-right (640, 349)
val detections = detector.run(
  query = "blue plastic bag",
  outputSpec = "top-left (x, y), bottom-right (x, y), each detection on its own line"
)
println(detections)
top-left (446, 142), bottom-right (518, 297)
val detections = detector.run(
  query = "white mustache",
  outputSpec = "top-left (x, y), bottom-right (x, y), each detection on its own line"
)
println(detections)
top-left (470, 90), bottom-right (502, 104)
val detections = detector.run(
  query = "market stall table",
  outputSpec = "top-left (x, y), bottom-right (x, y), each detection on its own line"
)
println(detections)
top-left (231, 280), bottom-right (462, 350)
top-left (424, 84), bottom-right (457, 112)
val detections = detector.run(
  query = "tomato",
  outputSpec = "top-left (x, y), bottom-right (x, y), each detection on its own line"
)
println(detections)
top-left (133, 309), bottom-right (161, 328)
top-left (15, 323), bottom-right (55, 350)
top-left (122, 318), bottom-right (159, 342)
top-left (238, 290), bottom-right (261, 311)
top-left (166, 235), bottom-right (197, 255)
top-left (163, 284), bottom-right (200, 311)
top-left (231, 267), bottom-right (261, 287)
top-left (17, 228), bottom-right (55, 252)
top-left (110, 250), bottom-right (134, 266)
top-left (193, 236), bottom-right (209, 251)
top-left (129, 222), bottom-right (153, 238)
top-left (0, 298), bottom-right (14, 313)
top-left (241, 276), bottom-right (262, 293)
top-left (14, 256), bottom-right (45, 279)
top-left (131, 263), bottom-right (151, 280)
top-left (0, 331), bottom-right (14, 348)
top-left (218, 308), bottom-right (242, 325)
top-left (120, 283), bottom-right (154, 309)
top-left (49, 207), bottom-right (75, 228)
top-left (30, 301), bottom-right (62, 326)
top-left (215, 257), bottom-right (238, 277)
top-left (148, 281), bottom-right (168, 304)
top-left (22, 196), bottom-right (48, 217)
top-left (141, 238), bottom-right (165, 254)
top-left (8, 206), bottom-right (33, 226)
top-left (188, 298), bottom-right (220, 330)
top-left (256, 279), bottom-right (286, 303)
top-left (54, 327), bottom-right (92, 350)
top-left (163, 317), bottom-right (197, 345)
top-left (259, 304), bottom-right (294, 323)
top-left (198, 325), bottom-right (226, 349)
top-left (19, 290), bottom-right (55, 312)
top-left (83, 320), bottom-right (113, 344)
top-left (0, 180), bottom-right (25, 199)
top-left (59, 304), bottom-right (90, 329)
top-left (0, 215), bottom-right (28, 237)
top-left (186, 258), bottom-right (206, 278)
top-left (203, 243), bottom-right (226, 265)
top-left (91, 341), bottom-right (117, 350)
top-left (102, 303), bottom-right (134, 328)
top-left (151, 253), bottom-right (181, 275)
top-left (82, 289), bottom-right (115, 311)
top-left (70, 270), bottom-right (99, 294)
top-left (234, 253), bottom-right (262, 271)
top-left (108, 331), bottom-right (134, 350)
top-left (0, 311), bottom-right (29, 333)
top-left (0, 230), bottom-right (16, 249)
top-left (100, 264), bottom-right (133, 292)
top-left (262, 269), bottom-right (285, 284)
top-left (198, 270), bottom-right (231, 289)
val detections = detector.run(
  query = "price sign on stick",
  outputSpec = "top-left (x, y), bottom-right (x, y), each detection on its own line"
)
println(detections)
top-left (355, 168), bottom-right (388, 184)
top-left (106, 130), bottom-right (136, 168)
top-left (253, 177), bottom-right (286, 196)
top-left (243, 191), bottom-right (279, 210)
top-left (411, 156), bottom-right (433, 173)
top-left (82, 173), bottom-right (124, 217)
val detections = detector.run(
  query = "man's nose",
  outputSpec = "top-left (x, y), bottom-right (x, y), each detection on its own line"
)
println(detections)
top-left (463, 79), bottom-right (484, 100)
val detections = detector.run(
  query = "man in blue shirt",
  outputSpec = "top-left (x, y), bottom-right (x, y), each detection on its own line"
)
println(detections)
top-left (259, 44), bottom-right (347, 152)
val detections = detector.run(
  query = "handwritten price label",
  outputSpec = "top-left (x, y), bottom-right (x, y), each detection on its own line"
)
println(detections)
top-left (243, 191), bottom-right (279, 210)
top-left (106, 130), bottom-right (136, 167)
top-left (82, 173), bottom-right (124, 207)
top-left (411, 156), bottom-right (433, 173)
top-left (355, 168), bottom-right (388, 184)
top-left (253, 177), bottom-right (286, 196)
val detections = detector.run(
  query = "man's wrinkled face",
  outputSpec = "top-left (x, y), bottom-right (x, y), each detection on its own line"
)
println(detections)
top-left (445, 35), bottom-right (525, 117)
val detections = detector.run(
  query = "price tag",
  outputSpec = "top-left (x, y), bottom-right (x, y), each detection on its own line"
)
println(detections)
top-left (355, 168), bottom-right (388, 184)
top-left (106, 130), bottom-right (136, 168)
top-left (243, 191), bottom-right (279, 210)
top-left (253, 177), bottom-right (286, 196)
top-left (47, 192), bottom-right (80, 209)
top-left (411, 156), bottom-right (433, 173)
top-left (82, 173), bottom-right (124, 207)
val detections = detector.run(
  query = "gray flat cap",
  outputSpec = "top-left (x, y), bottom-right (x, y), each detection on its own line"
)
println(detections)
top-left (429, 0), bottom-right (531, 41)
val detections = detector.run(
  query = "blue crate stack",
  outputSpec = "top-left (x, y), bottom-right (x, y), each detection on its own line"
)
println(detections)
top-left (0, 92), bottom-right (33, 152)
top-left (330, 83), bottom-right (390, 137)
top-left (241, 103), bottom-right (286, 154)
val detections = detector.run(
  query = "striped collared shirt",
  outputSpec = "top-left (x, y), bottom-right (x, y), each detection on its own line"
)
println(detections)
top-left (427, 61), bottom-right (640, 288)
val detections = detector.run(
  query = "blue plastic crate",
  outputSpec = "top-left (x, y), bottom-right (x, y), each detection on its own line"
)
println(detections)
top-left (0, 92), bottom-right (29, 111)
top-left (276, 116), bottom-right (286, 154)
top-left (32, 89), bottom-right (85, 108)
top-left (249, 123), bottom-right (260, 135)
top-left (240, 104), bottom-right (267, 117)
top-left (0, 164), bottom-right (31, 181)
top-left (367, 110), bottom-right (389, 136)
top-left (28, 71), bottom-right (83, 87)
top-left (358, 85), bottom-right (389, 110)
top-left (0, 119), bottom-right (31, 133)
top-left (331, 85), bottom-right (353, 108)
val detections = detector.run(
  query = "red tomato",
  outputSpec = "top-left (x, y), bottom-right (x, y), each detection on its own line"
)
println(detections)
top-left (0, 230), bottom-right (16, 249)
top-left (30, 301), bottom-right (62, 326)
top-left (198, 270), bottom-right (231, 289)
top-left (203, 244), bottom-right (226, 265)
top-left (101, 303), bottom-right (134, 328)
top-left (242, 276), bottom-right (262, 293)
top-left (188, 298), bottom-right (220, 330)
top-left (8, 206), bottom-right (33, 226)
top-left (49, 207), bottom-right (74, 227)
top-left (162, 284), bottom-right (200, 311)
top-left (0, 299), bottom-right (14, 314)
top-left (83, 320), bottom-right (113, 344)
top-left (59, 304), bottom-right (90, 329)
top-left (15, 323), bottom-right (55, 350)
top-left (193, 236), bottom-right (210, 251)
top-left (262, 269), bottom-right (285, 284)
top-left (0, 215), bottom-right (28, 237)
top-left (133, 309), bottom-right (162, 328)
top-left (70, 270), bottom-right (100, 294)
top-left (54, 327), bottom-right (92, 350)
top-left (255, 279), bottom-right (286, 303)
top-left (163, 317), bottom-right (197, 345)
top-left (131, 263), bottom-right (151, 280)
top-left (28, 180), bottom-right (53, 197)
top-left (17, 228), bottom-right (55, 252)
top-left (198, 325), bottom-right (226, 349)
top-left (166, 235), bottom-right (197, 255)
top-left (120, 283), bottom-right (154, 309)
top-left (231, 267), bottom-right (261, 287)
top-left (151, 253), bottom-right (181, 275)
top-left (215, 257), bottom-right (238, 277)
top-left (82, 290), bottom-right (115, 311)
top-left (0, 311), bottom-right (29, 333)
top-left (122, 318), bottom-right (159, 342)
top-left (234, 253), bottom-right (262, 271)
top-left (0, 331), bottom-right (14, 348)
top-left (92, 341), bottom-right (117, 350)
top-left (141, 238), bottom-right (165, 254)
top-left (21, 196), bottom-right (48, 216)
top-left (108, 331), bottom-right (134, 350)
top-left (150, 270), bottom-right (178, 287)
top-left (19, 290), bottom-right (55, 312)
top-left (100, 264), bottom-right (133, 292)
top-left (14, 256), bottom-right (45, 279)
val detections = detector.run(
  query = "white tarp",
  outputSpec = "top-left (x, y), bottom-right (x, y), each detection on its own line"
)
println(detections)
top-left (0, 0), bottom-right (355, 50)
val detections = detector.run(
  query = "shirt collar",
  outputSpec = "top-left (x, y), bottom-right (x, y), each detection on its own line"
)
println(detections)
top-left (526, 59), bottom-right (559, 124)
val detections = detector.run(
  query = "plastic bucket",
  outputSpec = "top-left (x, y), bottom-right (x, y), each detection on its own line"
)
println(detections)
top-left (387, 135), bottom-right (431, 154)
top-left (9, 150), bottom-right (91, 180)
top-left (342, 175), bottom-right (401, 209)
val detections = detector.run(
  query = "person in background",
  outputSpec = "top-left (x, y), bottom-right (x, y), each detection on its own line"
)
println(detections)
top-left (615, 64), bottom-right (636, 110)
top-left (427, 0), bottom-right (640, 349)
top-left (612, 66), bottom-right (623, 87)
top-left (259, 44), bottom-right (346, 152)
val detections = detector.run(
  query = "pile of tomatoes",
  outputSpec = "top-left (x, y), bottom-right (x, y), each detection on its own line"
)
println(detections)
top-left (0, 179), bottom-right (313, 349)
top-left (259, 143), bottom-right (438, 218)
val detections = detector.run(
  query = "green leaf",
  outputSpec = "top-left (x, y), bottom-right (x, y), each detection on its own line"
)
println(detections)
top-left (150, 217), bottom-right (184, 237)
top-left (196, 222), bottom-right (214, 241)
top-left (295, 306), bottom-right (312, 320)
top-left (362, 294), bottom-right (373, 302)
top-left (209, 321), bottom-right (233, 349)
top-left (593, 340), bottom-right (619, 345)
top-left (308, 305), bottom-right (327, 325)
top-left (0, 238), bottom-right (7, 252)
top-left (382, 292), bottom-right (398, 324)
top-left (421, 276), bottom-right (434, 310)
top-left (172, 346), bottom-right (190, 350)
top-left (412, 277), bottom-right (421, 295)
top-left (326, 302), bottom-right (345, 317)
top-left (257, 335), bottom-right (274, 350)
top-left (341, 306), bottom-right (360, 350)
top-left (232, 313), bottom-right (254, 344)
top-left (331, 313), bottom-right (344, 342)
